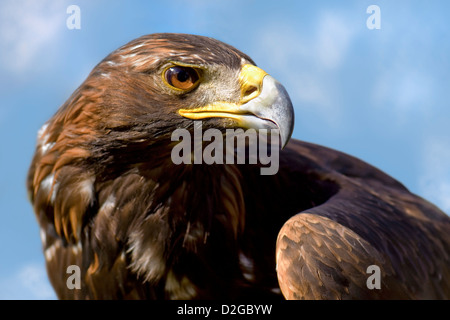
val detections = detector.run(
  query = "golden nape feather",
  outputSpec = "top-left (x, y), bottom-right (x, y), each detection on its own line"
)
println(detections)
top-left (27, 33), bottom-right (450, 300)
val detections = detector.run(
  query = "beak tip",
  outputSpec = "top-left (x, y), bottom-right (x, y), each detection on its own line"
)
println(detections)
top-left (273, 83), bottom-right (295, 149)
top-left (279, 115), bottom-right (294, 149)
top-left (243, 74), bottom-right (295, 150)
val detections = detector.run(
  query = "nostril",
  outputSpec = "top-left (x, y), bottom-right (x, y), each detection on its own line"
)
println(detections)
top-left (239, 64), bottom-right (267, 103)
top-left (243, 86), bottom-right (258, 98)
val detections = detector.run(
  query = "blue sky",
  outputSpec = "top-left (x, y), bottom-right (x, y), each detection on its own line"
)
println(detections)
top-left (0, 0), bottom-right (449, 299)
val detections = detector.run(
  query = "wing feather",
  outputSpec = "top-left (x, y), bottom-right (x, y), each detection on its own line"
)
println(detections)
top-left (275, 140), bottom-right (450, 299)
top-left (276, 213), bottom-right (410, 299)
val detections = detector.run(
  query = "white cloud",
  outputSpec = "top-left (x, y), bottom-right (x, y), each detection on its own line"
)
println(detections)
top-left (315, 12), bottom-right (355, 69)
top-left (372, 70), bottom-right (434, 121)
top-left (0, 262), bottom-right (56, 300)
top-left (419, 137), bottom-right (450, 215)
top-left (255, 11), bottom-right (357, 128)
top-left (257, 27), bottom-right (332, 107)
top-left (0, 0), bottom-right (65, 74)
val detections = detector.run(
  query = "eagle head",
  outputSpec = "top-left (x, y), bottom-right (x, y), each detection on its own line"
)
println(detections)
top-left (27, 33), bottom-right (295, 299)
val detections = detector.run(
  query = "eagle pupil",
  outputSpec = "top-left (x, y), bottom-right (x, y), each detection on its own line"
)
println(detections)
top-left (177, 69), bottom-right (189, 82)
top-left (165, 66), bottom-right (199, 90)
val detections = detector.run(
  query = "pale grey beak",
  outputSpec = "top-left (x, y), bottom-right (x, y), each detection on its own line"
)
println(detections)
top-left (239, 75), bottom-right (295, 148)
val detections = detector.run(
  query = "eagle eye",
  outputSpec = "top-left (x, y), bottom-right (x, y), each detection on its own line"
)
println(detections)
top-left (164, 66), bottom-right (200, 91)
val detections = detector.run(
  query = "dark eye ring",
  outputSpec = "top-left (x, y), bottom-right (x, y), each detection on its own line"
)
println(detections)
top-left (164, 65), bottom-right (200, 91)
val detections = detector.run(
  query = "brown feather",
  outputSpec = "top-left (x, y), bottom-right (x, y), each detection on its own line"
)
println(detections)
top-left (27, 33), bottom-right (450, 300)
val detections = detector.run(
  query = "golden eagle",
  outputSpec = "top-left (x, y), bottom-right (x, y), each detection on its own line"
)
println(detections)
top-left (27, 33), bottom-right (450, 299)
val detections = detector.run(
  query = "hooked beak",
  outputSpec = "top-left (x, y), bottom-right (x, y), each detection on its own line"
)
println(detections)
top-left (178, 64), bottom-right (294, 148)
